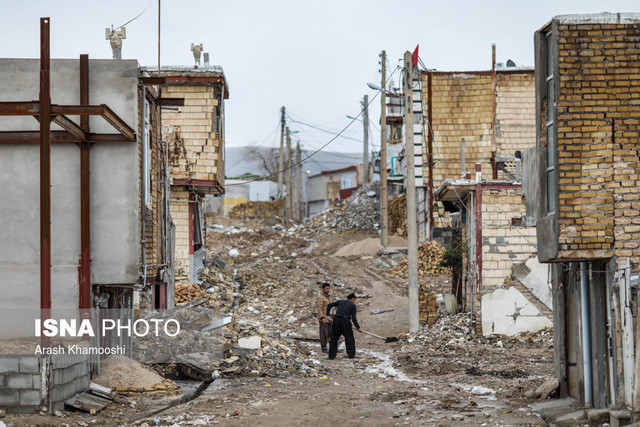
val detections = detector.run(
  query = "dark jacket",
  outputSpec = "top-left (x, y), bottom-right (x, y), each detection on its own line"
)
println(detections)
top-left (326, 299), bottom-right (360, 329)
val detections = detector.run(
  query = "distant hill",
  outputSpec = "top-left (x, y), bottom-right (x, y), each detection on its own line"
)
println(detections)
top-left (225, 145), bottom-right (363, 179)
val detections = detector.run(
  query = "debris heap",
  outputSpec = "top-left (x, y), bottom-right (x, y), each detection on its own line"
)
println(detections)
top-left (389, 241), bottom-right (451, 278)
top-left (304, 185), bottom-right (380, 234)
top-left (388, 194), bottom-right (407, 237)
top-left (230, 199), bottom-right (283, 219)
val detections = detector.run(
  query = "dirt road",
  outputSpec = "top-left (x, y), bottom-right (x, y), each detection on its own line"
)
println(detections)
top-left (4, 215), bottom-right (554, 426)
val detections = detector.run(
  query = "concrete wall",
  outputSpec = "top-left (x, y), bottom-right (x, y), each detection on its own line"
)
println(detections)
top-left (0, 354), bottom-right (89, 414)
top-left (481, 287), bottom-right (553, 336)
top-left (0, 59), bottom-right (140, 336)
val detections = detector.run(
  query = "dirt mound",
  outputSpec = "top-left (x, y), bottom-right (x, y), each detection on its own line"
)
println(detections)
top-left (333, 236), bottom-right (408, 256)
top-left (93, 355), bottom-right (166, 389)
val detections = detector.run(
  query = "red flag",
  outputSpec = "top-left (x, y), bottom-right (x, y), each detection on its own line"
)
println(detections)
top-left (412, 44), bottom-right (419, 68)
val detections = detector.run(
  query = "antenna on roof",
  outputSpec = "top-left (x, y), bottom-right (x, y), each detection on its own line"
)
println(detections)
top-left (191, 43), bottom-right (203, 67)
top-left (105, 26), bottom-right (126, 60)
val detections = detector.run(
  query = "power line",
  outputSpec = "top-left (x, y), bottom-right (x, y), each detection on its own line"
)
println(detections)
top-left (223, 65), bottom-right (401, 187)
top-left (113, 0), bottom-right (152, 30)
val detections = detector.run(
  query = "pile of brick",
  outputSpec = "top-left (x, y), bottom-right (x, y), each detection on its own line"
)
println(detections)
top-left (419, 285), bottom-right (438, 327)
top-left (175, 283), bottom-right (205, 303)
top-left (388, 241), bottom-right (451, 278)
top-left (388, 194), bottom-right (407, 237)
top-left (229, 199), bottom-right (283, 219)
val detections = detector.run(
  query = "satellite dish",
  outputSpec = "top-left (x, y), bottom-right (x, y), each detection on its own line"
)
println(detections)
top-left (506, 59), bottom-right (516, 67)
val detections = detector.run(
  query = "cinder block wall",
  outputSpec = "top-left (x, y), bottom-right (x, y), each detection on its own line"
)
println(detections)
top-left (554, 21), bottom-right (640, 266)
top-left (482, 188), bottom-right (537, 288)
top-left (0, 354), bottom-right (89, 414)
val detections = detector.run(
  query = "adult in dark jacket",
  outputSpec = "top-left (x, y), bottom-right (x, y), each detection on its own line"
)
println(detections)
top-left (326, 293), bottom-right (362, 359)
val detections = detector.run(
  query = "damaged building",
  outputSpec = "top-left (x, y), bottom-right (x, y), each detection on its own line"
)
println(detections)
top-left (145, 60), bottom-right (228, 285)
top-left (0, 19), bottom-right (173, 412)
top-left (524, 13), bottom-right (640, 411)
top-left (406, 58), bottom-right (551, 335)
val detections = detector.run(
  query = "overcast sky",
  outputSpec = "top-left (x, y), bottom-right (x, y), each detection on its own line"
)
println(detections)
top-left (2, 1), bottom-right (638, 154)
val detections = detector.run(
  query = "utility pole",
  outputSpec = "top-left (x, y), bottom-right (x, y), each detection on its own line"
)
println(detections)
top-left (404, 50), bottom-right (419, 333)
top-left (363, 95), bottom-right (369, 185)
top-left (278, 107), bottom-right (285, 198)
top-left (380, 50), bottom-right (389, 248)
top-left (296, 141), bottom-right (303, 220)
top-left (286, 126), bottom-right (293, 220)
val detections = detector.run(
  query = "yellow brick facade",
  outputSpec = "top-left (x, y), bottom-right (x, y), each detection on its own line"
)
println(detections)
top-left (171, 188), bottom-right (191, 281)
top-left (551, 22), bottom-right (640, 266)
top-left (163, 84), bottom-right (224, 182)
top-left (420, 71), bottom-right (535, 226)
top-left (481, 189), bottom-right (537, 288)
top-left (159, 70), bottom-right (228, 284)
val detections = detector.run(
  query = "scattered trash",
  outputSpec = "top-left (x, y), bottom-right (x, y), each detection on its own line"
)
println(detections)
top-left (370, 309), bottom-right (394, 315)
top-left (229, 248), bottom-right (240, 257)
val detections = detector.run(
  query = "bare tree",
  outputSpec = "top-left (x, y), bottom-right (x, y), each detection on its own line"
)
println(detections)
top-left (242, 146), bottom-right (281, 178)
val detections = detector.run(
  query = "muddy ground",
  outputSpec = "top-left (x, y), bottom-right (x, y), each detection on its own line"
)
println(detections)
top-left (4, 216), bottom-right (555, 426)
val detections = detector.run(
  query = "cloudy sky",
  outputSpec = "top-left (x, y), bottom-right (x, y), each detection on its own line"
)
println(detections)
top-left (2, 1), bottom-right (638, 154)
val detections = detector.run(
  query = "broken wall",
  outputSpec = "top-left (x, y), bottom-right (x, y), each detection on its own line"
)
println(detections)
top-left (163, 84), bottom-right (224, 183)
top-left (481, 188), bottom-right (537, 288)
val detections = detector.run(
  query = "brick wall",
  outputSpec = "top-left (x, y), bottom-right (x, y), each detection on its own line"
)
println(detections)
top-left (162, 85), bottom-right (223, 183)
top-left (171, 188), bottom-right (191, 283)
top-left (482, 188), bottom-right (537, 289)
top-left (496, 74), bottom-right (536, 157)
top-left (138, 85), bottom-right (165, 284)
top-left (553, 21), bottom-right (640, 266)
top-left (420, 71), bottom-right (535, 226)
top-left (419, 285), bottom-right (438, 327)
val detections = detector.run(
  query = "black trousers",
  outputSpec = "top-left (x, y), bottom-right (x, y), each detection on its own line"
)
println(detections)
top-left (329, 317), bottom-right (355, 359)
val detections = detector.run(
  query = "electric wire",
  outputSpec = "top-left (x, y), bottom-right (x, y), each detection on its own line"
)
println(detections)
top-left (223, 65), bottom-right (402, 187)
top-left (113, 0), bottom-right (152, 30)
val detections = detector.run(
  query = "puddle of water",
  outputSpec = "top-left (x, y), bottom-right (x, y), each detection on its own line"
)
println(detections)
top-left (359, 349), bottom-right (425, 384)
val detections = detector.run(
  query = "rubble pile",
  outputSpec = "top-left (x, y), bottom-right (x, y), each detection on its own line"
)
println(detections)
top-left (303, 186), bottom-right (380, 234)
top-left (133, 301), bottom-right (225, 367)
top-left (207, 224), bottom-right (313, 263)
top-left (221, 323), bottom-right (329, 378)
top-left (388, 241), bottom-right (451, 278)
top-left (399, 314), bottom-right (554, 349)
top-left (388, 194), bottom-right (407, 237)
top-left (230, 199), bottom-right (283, 219)
top-left (175, 283), bottom-right (205, 303)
